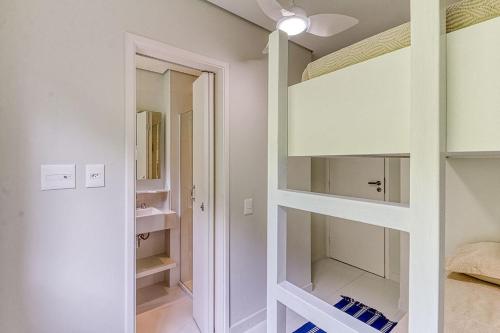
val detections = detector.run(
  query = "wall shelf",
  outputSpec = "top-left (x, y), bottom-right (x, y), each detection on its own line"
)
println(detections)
top-left (136, 254), bottom-right (176, 279)
top-left (136, 189), bottom-right (169, 195)
top-left (136, 283), bottom-right (186, 314)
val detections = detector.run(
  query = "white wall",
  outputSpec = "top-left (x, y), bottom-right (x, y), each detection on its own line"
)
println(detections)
top-left (310, 158), bottom-right (328, 262)
top-left (0, 1), bottom-right (311, 332)
top-left (228, 45), bottom-right (311, 330)
top-left (445, 158), bottom-right (500, 255)
top-left (286, 157), bottom-right (311, 289)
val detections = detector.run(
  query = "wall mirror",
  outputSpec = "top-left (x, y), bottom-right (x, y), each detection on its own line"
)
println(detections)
top-left (136, 110), bottom-right (163, 180)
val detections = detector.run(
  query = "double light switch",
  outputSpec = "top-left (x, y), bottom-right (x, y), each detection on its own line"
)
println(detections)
top-left (41, 164), bottom-right (76, 190)
top-left (41, 164), bottom-right (105, 190)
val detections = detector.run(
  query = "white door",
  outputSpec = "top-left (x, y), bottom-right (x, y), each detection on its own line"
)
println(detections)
top-left (180, 111), bottom-right (193, 288)
top-left (327, 158), bottom-right (386, 276)
top-left (192, 72), bottom-right (214, 333)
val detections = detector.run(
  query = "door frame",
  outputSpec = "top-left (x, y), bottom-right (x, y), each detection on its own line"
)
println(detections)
top-left (124, 33), bottom-right (230, 333)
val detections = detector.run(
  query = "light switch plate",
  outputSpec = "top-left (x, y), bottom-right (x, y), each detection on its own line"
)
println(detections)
top-left (244, 198), bottom-right (253, 216)
top-left (41, 164), bottom-right (76, 190)
top-left (85, 164), bottom-right (105, 188)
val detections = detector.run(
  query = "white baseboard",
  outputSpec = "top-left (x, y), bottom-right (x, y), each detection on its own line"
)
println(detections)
top-left (302, 282), bottom-right (313, 292)
top-left (388, 272), bottom-right (400, 283)
top-left (178, 281), bottom-right (193, 298)
top-left (229, 283), bottom-right (312, 333)
top-left (230, 308), bottom-right (266, 333)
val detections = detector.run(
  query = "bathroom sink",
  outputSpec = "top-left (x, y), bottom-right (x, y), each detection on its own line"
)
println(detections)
top-left (136, 207), bottom-right (176, 234)
top-left (136, 207), bottom-right (163, 218)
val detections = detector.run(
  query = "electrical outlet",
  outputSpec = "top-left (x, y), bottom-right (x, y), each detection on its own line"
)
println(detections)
top-left (85, 164), bottom-right (105, 188)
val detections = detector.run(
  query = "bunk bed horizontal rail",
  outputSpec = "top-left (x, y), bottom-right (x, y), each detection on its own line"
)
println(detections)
top-left (288, 17), bottom-right (500, 157)
top-left (275, 189), bottom-right (410, 232)
top-left (275, 281), bottom-right (381, 333)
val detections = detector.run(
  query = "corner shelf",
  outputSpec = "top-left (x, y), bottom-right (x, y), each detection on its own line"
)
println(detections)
top-left (136, 254), bottom-right (176, 279)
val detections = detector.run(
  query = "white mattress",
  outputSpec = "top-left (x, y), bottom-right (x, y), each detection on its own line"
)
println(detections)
top-left (392, 273), bottom-right (500, 332)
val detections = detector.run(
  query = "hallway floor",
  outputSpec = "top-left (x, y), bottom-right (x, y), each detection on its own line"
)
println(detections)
top-left (136, 287), bottom-right (199, 333)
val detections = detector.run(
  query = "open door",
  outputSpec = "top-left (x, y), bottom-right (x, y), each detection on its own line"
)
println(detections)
top-left (192, 72), bottom-right (214, 333)
top-left (180, 111), bottom-right (194, 291)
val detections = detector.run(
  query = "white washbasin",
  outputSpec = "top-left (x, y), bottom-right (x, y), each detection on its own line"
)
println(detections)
top-left (136, 207), bottom-right (176, 234)
top-left (136, 207), bottom-right (163, 218)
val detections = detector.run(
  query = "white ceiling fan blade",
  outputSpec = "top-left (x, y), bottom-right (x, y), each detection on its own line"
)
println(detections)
top-left (281, 8), bottom-right (295, 17)
top-left (308, 14), bottom-right (359, 37)
top-left (256, 0), bottom-right (285, 21)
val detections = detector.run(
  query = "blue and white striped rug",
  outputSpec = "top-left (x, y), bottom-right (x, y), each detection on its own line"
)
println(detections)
top-left (294, 296), bottom-right (398, 333)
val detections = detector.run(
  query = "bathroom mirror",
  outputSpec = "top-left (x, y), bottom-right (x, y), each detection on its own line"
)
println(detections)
top-left (136, 110), bottom-right (163, 180)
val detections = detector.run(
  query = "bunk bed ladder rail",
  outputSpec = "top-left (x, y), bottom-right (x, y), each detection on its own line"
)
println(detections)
top-left (266, 0), bottom-right (447, 329)
top-left (267, 30), bottom-right (407, 333)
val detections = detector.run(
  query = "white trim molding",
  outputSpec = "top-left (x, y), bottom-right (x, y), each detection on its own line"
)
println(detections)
top-left (275, 189), bottom-right (410, 232)
top-left (408, 0), bottom-right (447, 331)
top-left (124, 33), bottom-right (230, 333)
top-left (230, 308), bottom-right (266, 333)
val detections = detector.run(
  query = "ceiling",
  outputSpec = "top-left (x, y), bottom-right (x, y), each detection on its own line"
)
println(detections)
top-left (206, 0), bottom-right (410, 58)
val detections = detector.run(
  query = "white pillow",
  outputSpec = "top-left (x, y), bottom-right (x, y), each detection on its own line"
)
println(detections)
top-left (446, 242), bottom-right (500, 286)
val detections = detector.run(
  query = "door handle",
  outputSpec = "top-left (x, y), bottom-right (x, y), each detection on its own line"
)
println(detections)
top-left (368, 181), bottom-right (382, 186)
top-left (200, 202), bottom-right (205, 212)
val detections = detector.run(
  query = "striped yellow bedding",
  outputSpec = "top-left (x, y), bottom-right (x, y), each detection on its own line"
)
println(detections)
top-left (302, 0), bottom-right (500, 81)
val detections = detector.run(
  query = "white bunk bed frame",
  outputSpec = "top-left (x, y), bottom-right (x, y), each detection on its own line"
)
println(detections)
top-left (267, 0), bottom-right (500, 332)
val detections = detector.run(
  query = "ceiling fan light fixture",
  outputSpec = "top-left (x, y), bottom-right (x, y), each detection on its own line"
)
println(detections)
top-left (277, 15), bottom-right (308, 36)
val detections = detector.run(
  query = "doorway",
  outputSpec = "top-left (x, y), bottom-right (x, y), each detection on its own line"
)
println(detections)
top-left (125, 34), bottom-right (229, 333)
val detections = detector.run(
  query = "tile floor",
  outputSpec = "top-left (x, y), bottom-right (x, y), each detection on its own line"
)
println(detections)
top-left (136, 289), bottom-right (199, 333)
top-left (247, 258), bottom-right (404, 333)
top-left (310, 258), bottom-right (403, 321)
top-left (137, 258), bottom-right (403, 333)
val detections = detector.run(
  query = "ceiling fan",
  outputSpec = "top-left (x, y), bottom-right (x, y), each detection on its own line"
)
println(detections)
top-left (256, 0), bottom-right (359, 37)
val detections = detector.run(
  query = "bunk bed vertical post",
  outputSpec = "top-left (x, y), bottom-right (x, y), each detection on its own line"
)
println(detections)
top-left (409, 0), bottom-right (446, 331)
top-left (267, 30), bottom-right (289, 333)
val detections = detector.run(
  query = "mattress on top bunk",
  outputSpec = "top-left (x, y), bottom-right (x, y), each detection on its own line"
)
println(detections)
top-left (392, 272), bottom-right (500, 333)
top-left (301, 0), bottom-right (500, 81)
